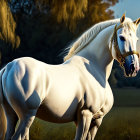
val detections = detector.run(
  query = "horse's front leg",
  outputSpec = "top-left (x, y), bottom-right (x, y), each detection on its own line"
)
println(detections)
top-left (87, 117), bottom-right (103, 140)
top-left (75, 109), bottom-right (93, 140)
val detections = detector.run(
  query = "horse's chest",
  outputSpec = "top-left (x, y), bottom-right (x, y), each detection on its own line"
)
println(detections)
top-left (84, 89), bottom-right (105, 112)
top-left (37, 88), bottom-right (80, 122)
top-left (84, 82), bottom-right (113, 116)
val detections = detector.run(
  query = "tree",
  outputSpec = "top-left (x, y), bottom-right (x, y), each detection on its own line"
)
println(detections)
top-left (0, 0), bottom-right (118, 65)
top-left (9, 0), bottom-right (118, 30)
top-left (0, 0), bottom-right (20, 48)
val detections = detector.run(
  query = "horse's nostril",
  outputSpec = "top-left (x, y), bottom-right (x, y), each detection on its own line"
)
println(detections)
top-left (130, 64), bottom-right (135, 72)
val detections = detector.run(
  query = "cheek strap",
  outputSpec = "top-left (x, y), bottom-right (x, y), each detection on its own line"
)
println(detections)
top-left (111, 24), bottom-right (139, 66)
top-left (122, 51), bottom-right (139, 58)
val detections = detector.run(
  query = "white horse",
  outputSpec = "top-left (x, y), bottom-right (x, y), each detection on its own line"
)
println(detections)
top-left (0, 14), bottom-right (140, 140)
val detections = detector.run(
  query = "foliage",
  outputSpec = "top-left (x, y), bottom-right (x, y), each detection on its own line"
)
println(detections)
top-left (37, 0), bottom-right (118, 30)
top-left (10, 0), bottom-right (34, 14)
top-left (50, 0), bottom-right (88, 29)
top-left (0, 0), bottom-right (20, 49)
top-left (10, 0), bottom-right (118, 30)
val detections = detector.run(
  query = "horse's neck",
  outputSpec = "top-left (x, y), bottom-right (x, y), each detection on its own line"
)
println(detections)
top-left (77, 25), bottom-right (115, 80)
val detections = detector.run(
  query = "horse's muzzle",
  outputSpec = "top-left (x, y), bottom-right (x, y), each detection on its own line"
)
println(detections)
top-left (124, 62), bottom-right (139, 77)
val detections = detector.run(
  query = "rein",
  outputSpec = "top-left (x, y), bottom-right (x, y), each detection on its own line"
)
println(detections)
top-left (111, 24), bottom-right (139, 66)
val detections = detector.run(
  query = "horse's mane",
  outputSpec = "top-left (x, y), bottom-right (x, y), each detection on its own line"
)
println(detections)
top-left (64, 18), bottom-right (132, 61)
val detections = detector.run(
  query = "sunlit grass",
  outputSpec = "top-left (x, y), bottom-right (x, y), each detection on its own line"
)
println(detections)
top-left (96, 107), bottom-right (140, 140)
top-left (30, 120), bottom-right (75, 140)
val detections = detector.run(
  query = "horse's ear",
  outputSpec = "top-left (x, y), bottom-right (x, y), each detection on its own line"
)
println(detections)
top-left (120, 14), bottom-right (125, 23)
top-left (134, 18), bottom-right (140, 26)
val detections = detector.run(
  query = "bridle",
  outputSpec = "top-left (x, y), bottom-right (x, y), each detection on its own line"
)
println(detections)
top-left (110, 23), bottom-right (139, 66)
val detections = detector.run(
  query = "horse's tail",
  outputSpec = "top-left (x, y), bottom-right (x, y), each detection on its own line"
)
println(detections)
top-left (0, 67), bottom-right (7, 140)
top-left (0, 67), bottom-right (5, 103)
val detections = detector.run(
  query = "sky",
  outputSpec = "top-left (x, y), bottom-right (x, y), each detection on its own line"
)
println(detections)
top-left (110, 0), bottom-right (140, 20)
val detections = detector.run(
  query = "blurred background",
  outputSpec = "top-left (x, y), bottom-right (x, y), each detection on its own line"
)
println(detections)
top-left (1, 0), bottom-right (140, 139)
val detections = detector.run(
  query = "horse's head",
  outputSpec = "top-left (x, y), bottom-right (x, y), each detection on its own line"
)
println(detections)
top-left (111, 14), bottom-right (140, 77)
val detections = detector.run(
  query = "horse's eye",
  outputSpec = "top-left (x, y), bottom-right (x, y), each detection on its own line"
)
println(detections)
top-left (119, 35), bottom-right (126, 42)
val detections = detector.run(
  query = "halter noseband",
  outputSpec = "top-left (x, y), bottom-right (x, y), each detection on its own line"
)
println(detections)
top-left (111, 24), bottom-right (139, 66)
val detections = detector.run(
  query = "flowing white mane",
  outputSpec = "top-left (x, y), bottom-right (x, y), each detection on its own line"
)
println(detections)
top-left (64, 18), bottom-right (132, 61)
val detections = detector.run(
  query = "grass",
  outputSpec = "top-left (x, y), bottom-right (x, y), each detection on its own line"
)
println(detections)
top-left (112, 88), bottom-right (140, 107)
top-left (30, 88), bottom-right (140, 140)
top-left (96, 107), bottom-right (140, 140)
top-left (30, 120), bottom-right (75, 140)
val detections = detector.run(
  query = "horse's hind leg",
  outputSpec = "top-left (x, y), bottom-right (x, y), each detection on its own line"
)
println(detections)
top-left (11, 109), bottom-right (36, 140)
top-left (3, 100), bottom-right (18, 140)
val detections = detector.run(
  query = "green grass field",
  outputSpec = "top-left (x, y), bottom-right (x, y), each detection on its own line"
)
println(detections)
top-left (112, 88), bottom-right (140, 107)
top-left (30, 88), bottom-right (140, 140)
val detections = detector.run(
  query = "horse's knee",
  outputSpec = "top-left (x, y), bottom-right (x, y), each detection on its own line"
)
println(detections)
top-left (81, 109), bottom-right (93, 118)
top-left (91, 117), bottom-right (103, 129)
top-left (75, 109), bottom-right (93, 140)
top-left (12, 110), bottom-right (36, 140)
top-left (95, 118), bottom-right (102, 128)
